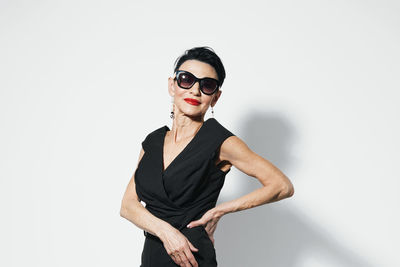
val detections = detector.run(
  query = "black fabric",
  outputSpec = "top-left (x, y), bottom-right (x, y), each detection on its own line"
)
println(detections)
top-left (135, 118), bottom-right (235, 266)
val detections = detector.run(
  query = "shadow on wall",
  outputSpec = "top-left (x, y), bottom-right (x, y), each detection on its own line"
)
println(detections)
top-left (216, 113), bottom-right (375, 267)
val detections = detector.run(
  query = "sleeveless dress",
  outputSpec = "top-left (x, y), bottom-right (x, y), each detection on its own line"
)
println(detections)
top-left (134, 117), bottom-right (235, 266)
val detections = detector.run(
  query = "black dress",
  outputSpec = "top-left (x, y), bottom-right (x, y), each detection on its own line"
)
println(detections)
top-left (134, 118), bottom-right (235, 266)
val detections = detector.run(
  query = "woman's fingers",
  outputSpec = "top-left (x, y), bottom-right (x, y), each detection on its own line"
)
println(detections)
top-left (167, 241), bottom-right (198, 267)
top-left (175, 250), bottom-right (197, 267)
top-left (188, 240), bottom-right (199, 252)
top-left (171, 252), bottom-right (183, 266)
top-left (176, 252), bottom-right (186, 267)
top-left (170, 253), bottom-right (178, 264)
top-left (174, 253), bottom-right (184, 267)
top-left (161, 227), bottom-right (200, 267)
top-left (183, 244), bottom-right (198, 267)
top-left (176, 241), bottom-right (198, 267)
top-left (185, 240), bottom-right (199, 267)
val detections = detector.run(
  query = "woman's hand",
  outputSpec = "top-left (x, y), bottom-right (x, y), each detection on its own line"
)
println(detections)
top-left (187, 208), bottom-right (222, 245)
top-left (159, 227), bottom-right (199, 267)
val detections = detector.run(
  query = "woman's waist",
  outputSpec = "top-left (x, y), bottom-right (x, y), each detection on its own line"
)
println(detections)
top-left (146, 202), bottom-right (216, 230)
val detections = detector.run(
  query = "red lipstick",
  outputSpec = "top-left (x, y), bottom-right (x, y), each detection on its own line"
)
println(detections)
top-left (184, 98), bottom-right (201, 106)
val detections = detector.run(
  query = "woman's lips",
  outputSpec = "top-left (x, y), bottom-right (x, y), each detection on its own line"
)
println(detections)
top-left (184, 98), bottom-right (201, 106)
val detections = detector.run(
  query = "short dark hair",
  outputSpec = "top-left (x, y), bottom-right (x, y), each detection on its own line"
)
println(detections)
top-left (173, 46), bottom-right (226, 88)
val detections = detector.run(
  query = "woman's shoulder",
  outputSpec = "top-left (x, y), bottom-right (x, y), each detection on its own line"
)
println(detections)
top-left (145, 125), bottom-right (167, 138)
top-left (207, 118), bottom-right (235, 139)
top-left (141, 124), bottom-right (167, 151)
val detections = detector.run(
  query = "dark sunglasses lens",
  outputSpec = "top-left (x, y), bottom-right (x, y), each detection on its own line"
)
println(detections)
top-left (177, 72), bottom-right (195, 88)
top-left (201, 79), bottom-right (218, 94)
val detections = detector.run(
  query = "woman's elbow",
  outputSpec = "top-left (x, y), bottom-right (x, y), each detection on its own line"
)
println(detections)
top-left (120, 198), bottom-right (142, 218)
top-left (282, 182), bottom-right (294, 198)
top-left (120, 205), bottom-right (128, 218)
top-left (120, 200), bottom-right (133, 218)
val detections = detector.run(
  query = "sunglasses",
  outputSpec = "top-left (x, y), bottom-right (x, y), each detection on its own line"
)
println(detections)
top-left (173, 70), bottom-right (220, 95)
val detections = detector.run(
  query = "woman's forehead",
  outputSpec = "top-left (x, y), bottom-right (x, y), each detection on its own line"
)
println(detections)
top-left (178, 60), bottom-right (218, 79)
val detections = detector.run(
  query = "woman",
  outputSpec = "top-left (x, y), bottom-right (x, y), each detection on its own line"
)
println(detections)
top-left (120, 46), bottom-right (294, 267)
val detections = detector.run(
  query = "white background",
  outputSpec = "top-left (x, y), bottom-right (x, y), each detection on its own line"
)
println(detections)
top-left (1, 0), bottom-right (399, 266)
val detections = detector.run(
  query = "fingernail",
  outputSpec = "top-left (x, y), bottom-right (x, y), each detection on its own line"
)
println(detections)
top-left (187, 224), bottom-right (191, 228)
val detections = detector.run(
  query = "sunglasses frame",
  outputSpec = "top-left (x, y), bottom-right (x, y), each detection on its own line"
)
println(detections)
top-left (173, 70), bottom-right (220, 95)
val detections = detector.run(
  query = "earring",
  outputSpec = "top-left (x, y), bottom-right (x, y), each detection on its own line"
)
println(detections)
top-left (211, 106), bottom-right (214, 118)
top-left (170, 98), bottom-right (175, 119)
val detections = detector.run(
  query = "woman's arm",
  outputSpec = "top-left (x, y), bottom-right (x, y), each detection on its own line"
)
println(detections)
top-left (120, 148), bottom-right (200, 267)
top-left (119, 148), bottom-right (172, 237)
top-left (214, 135), bottom-right (294, 216)
top-left (186, 135), bottom-right (294, 242)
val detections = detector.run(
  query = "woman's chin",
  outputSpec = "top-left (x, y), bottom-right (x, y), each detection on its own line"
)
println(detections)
top-left (181, 112), bottom-right (205, 120)
top-left (177, 107), bottom-right (204, 117)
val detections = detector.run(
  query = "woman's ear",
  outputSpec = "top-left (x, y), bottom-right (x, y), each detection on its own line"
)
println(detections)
top-left (211, 90), bottom-right (222, 107)
top-left (168, 77), bottom-right (175, 97)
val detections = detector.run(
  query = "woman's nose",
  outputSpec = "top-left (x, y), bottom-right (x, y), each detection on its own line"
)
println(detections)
top-left (190, 81), bottom-right (202, 95)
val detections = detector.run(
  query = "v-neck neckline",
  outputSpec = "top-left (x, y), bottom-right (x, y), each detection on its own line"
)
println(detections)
top-left (161, 118), bottom-right (210, 174)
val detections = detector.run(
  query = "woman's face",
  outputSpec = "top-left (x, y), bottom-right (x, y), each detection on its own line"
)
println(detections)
top-left (168, 59), bottom-right (222, 120)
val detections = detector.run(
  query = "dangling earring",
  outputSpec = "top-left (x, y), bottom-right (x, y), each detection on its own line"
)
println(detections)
top-left (170, 97), bottom-right (175, 119)
top-left (211, 106), bottom-right (214, 118)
